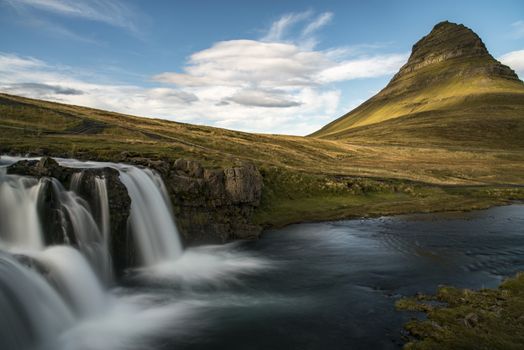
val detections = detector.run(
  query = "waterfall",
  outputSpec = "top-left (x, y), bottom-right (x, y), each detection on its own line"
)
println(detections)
top-left (56, 159), bottom-right (184, 266)
top-left (37, 246), bottom-right (107, 317)
top-left (117, 166), bottom-right (183, 265)
top-left (0, 174), bottom-right (46, 251)
top-left (0, 156), bottom-right (187, 350)
top-left (50, 178), bottom-right (113, 284)
top-left (0, 253), bottom-right (75, 350)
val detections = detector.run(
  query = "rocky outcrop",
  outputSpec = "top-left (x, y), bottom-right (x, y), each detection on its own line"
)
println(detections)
top-left (311, 20), bottom-right (524, 140)
top-left (391, 21), bottom-right (519, 85)
top-left (6, 155), bottom-right (264, 266)
top-left (119, 156), bottom-right (263, 245)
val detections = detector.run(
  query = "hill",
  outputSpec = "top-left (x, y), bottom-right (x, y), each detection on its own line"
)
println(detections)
top-left (1, 21), bottom-right (524, 228)
top-left (311, 21), bottom-right (524, 149)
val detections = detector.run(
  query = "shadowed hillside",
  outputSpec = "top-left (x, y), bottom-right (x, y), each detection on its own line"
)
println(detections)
top-left (311, 21), bottom-right (524, 148)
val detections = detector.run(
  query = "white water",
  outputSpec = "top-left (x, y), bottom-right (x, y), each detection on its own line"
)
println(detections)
top-left (50, 178), bottom-right (113, 283)
top-left (0, 156), bottom-right (270, 350)
top-left (52, 158), bottom-right (184, 266)
top-left (118, 167), bottom-right (183, 265)
top-left (37, 246), bottom-right (107, 317)
top-left (0, 174), bottom-right (45, 250)
top-left (0, 253), bottom-right (75, 350)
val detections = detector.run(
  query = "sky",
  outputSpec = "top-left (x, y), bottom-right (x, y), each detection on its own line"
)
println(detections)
top-left (0, 0), bottom-right (523, 135)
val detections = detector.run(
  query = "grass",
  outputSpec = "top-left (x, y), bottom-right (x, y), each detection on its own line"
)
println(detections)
top-left (253, 167), bottom-right (524, 227)
top-left (311, 39), bottom-right (524, 143)
top-left (1, 92), bottom-right (524, 227)
top-left (396, 273), bottom-right (524, 349)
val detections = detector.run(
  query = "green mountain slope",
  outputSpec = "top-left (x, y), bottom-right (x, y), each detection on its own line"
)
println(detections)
top-left (311, 21), bottom-right (524, 148)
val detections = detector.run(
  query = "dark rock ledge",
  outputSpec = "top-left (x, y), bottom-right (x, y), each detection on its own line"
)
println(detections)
top-left (117, 156), bottom-right (264, 245)
top-left (6, 156), bottom-right (263, 272)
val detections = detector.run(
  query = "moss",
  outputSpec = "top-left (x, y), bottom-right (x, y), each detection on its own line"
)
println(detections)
top-left (252, 168), bottom-right (521, 228)
top-left (397, 273), bottom-right (524, 349)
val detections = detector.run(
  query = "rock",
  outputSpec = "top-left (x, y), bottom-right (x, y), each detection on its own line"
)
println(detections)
top-left (174, 159), bottom-right (204, 178)
top-left (156, 159), bottom-right (263, 245)
top-left (224, 164), bottom-right (262, 204)
top-left (464, 312), bottom-right (479, 328)
top-left (392, 21), bottom-right (519, 84)
top-left (71, 168), bottom-right (134, 273)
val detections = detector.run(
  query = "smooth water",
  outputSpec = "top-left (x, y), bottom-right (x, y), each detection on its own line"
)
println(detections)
top-left (1, 156), bottom-right (523, 350)
top-left (0, 157), bottom-right (191, 350)
top-left (153, 204), bottom-right (524, 350)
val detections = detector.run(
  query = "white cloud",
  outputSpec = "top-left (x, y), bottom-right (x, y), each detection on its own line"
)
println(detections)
top-left (153, 40), bottom-right (329, 88)
top-left (0, 53), bottom-right (44, 69)
top-left (152, 38), bottom-right (407, 114)
top-left (0, 11), bottom-right (408, 135)
top-left (499, 49), bottom-right (524, 77)
top-left (0, 52), bottom-right (339, 135)
top-left (4, 0), bottom-right (140, 34)
top-left (227, 89), bottom-right (301, 108)
top-left (317, 53), bottom-right (409, 82)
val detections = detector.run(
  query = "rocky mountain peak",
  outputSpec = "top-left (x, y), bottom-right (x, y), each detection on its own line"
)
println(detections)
top-left (391, 21), bottom-right (519, 81)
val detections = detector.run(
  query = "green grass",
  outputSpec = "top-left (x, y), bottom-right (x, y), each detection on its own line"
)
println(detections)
top-left (1, 92), bottom-right (524, 228)
top-left (253, 167), bottom-right (524, 227)
top-left (311, 23), bottom-right (524, 144)
top-left (396, 273), bottom-right (524, 349)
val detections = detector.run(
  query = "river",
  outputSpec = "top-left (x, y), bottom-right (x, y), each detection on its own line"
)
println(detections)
top-left (148, 204), bottom-right (524, 350)
top-left (1, 157), bottom-right (522, 350)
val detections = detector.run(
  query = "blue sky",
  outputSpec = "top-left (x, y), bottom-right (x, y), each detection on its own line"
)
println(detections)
top-left (0, 0), bottom-right (523, 135)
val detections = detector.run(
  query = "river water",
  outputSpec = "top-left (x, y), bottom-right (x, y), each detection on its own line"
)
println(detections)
top-left (1, 157), bottom-right (523, 350)
top-left (133, 204), bottom-right (524, 350)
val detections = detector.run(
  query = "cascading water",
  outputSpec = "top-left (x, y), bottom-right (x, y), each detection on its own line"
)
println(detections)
top-left (55, 159), bottom-right (184, 266)
top-left (0, 155), bottom-right (193, 350)
top-left (0, 174), bottom-right (46, 251)
top-left (37, 246), bottom-right (107, 317)
top-left (117, 166), bottom-right (183, 265)
top-left (0, 156), bottom-right (269, 350)
top-left (50, 178), bottom-right (113, 283)
top-left (0, 253), bottom-right (75, 350)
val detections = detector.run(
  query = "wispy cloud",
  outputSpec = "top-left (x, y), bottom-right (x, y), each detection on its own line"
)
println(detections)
top-left (0, 11), bottom-right (408, 135)
top-left (317, 53), bottom-right (408, 82)
top-left (499, 49), bottom-right (524, 77)
top-left (153, 37), bottom-right (407, 111)
top-left (302, 12), bottom-right (333, 37)
top-left (151, 12), bottom-right (407, 134)
top-left (262, 10), bottom-right (312, 42)
top-left (4, 0), bottom-right (141, 35)
top-left (511, 20), bottom-right (524, 39)
top-left (261, 10), bottom-right (334, 50)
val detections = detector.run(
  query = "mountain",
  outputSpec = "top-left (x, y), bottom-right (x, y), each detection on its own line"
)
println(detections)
top-left (1, 21), bottom-right (523, 189)
top-left (311, 21), bottom-right (524, 148)
top-left (2, 21), bottom-right (524, 230)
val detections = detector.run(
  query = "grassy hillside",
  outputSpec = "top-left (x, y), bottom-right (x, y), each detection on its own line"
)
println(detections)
top-left (311, 21), bottom-right (524, 148)
top-left (1, 24), bottom-right (524, 228)
top-left (1, 92), bottom-right (524, 228)
top-left (2, 92), bottom-right (524, 185)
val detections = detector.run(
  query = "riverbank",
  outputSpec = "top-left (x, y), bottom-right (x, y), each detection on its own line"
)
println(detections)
top-left (254, 167), bottom-right (524, 229)
top-left (396, 272), bottom-right (524, 349)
